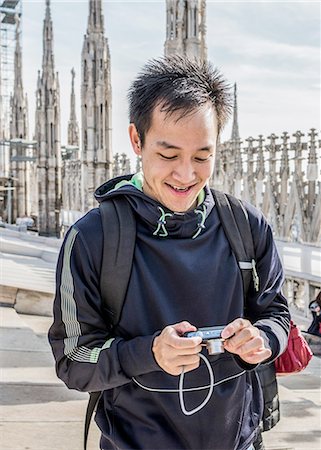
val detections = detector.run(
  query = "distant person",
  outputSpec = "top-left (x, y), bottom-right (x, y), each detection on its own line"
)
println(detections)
top-left (49, 55), bottom-right (290, 450)
top-left (307, 291), bottom-right (321, 337)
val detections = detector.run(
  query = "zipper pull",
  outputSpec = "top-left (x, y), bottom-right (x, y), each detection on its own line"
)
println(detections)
top-left (251, 259), bottom-right (259, 292)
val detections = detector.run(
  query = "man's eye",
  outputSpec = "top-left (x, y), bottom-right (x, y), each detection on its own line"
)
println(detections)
top-left (195, 157), bottom-right (210, 162)
top-left (159, 154), bottom-right (177, 160)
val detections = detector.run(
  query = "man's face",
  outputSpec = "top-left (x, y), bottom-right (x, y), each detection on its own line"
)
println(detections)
top-left (129, 103), bottom-right (218, 213)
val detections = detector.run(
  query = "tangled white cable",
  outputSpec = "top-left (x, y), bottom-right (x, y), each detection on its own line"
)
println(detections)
top-left (179, 353), bottom-right (214, 415)
top-left (132, 353), bottom-right (246, 416)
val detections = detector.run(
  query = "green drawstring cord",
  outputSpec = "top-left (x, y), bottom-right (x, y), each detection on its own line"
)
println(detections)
top-left (192, 204), bottom-right (207, 239)
top-left (153, 205), bottom-right (206, 239)
top-left (153, 207), bottom-right (172, 237)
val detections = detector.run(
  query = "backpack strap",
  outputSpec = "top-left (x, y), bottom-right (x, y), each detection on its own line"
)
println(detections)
top-left (211, 190), bottom-right (259, 301)
top-left (99, 197), bottom-right (136, 326)
top-left (84, 197), bottom-right (136, 450)
top-left (84, 392), bottom-right (101, 450)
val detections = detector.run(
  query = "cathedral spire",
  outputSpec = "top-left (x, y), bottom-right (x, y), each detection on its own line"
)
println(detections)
top-left (88, 0), bottom-right (104, 33)
top-left (200, 0), bottom-right (207, 61)
top-left (81, 0), bottom-right (112, 211)
top-left (231, 83), bottom-right (240, 141)
top-left (14, 15), bottom-right (23, 98)
top-left (165, 1), bottom-right (207, 61)
top-left (42, 0), bottom-right (54, 75)
top-left (35, 0), bottom-right (61, 237)
top-left (68, 68), bottom-right (79, 147)
top-left (307, 128), bottom-right (318, 217)
top-left (279, 132), bottom-right (290, 218)
top-left (307, 128), bottom-right (318, 177)
top-left (10, 14), bottom-right (28, 140)
top-left (9, 14), bottom-right (29, 222)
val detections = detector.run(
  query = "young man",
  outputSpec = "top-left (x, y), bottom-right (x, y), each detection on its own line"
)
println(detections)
top-left (49, 56), bottom-right (290, 450)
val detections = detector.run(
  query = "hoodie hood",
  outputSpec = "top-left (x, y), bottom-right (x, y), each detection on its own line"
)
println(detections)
top-left (94, 173), bottom-right (215, 239)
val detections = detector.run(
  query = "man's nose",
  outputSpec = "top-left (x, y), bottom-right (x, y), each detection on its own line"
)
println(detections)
top-left (172, 160), bottom-right (196, 183)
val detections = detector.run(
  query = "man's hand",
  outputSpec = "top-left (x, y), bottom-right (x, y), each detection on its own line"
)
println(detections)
top-left (152, 321), bottom-right (202, 376)
top-left (222, 318), bottom-right (272, 365)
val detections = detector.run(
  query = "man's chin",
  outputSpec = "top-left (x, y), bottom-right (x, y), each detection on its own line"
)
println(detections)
top-left (164, 200), bottom-right (198, 213)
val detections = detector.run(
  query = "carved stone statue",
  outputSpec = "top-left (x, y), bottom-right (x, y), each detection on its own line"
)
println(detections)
top-left (177, 0), bottom-right (185, 23)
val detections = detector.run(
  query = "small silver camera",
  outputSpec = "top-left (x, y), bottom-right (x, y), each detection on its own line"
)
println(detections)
top-left (183, 326), bottom-right (226, 355)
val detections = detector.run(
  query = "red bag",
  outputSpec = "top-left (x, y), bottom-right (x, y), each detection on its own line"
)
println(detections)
top-left (275, 320), bottom-right (313, 375)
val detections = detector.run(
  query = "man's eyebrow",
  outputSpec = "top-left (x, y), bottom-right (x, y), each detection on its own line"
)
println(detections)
top-left (156, 141), bottom-right (181, 150)
top-left (156, 141), bottom-right (213, 152)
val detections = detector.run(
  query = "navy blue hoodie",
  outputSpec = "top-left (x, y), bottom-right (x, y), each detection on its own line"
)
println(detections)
top-left (49, 174), bottom-right (290, 450)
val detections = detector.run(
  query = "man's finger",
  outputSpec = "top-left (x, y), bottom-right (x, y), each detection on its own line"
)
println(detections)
top-left (240, 348), bottom-right (272, 365)
top-left (172, 321), bottom-right (197, 335)
top-left (224, 330), bottom-right (262, 353)
top-left (164, 322), bottom-right (202, 348)
top-left (175, 344), bottom-right (203, 355)
top-left (167, 331), bottom-right (202, 349)
top-left (221, 318), bottom-right (251, 339)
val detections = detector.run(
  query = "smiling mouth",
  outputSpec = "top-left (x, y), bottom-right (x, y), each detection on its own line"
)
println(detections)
top-left (165, 183), bottom-right (195, 193)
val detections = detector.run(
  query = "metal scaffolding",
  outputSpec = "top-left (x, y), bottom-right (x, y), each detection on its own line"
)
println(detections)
top-left (0, 0), bottom-right (21, 139)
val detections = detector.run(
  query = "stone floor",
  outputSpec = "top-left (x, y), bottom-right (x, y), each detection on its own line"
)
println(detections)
top-left (0, 305), bottom-right (320, 450)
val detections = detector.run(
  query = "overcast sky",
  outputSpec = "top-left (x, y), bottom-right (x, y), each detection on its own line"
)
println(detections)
top-left (20, 0), bottom-right (320, 165)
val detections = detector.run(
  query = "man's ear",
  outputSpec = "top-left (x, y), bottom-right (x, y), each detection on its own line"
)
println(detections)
top-left (128, 124), bottom-right (141, 156)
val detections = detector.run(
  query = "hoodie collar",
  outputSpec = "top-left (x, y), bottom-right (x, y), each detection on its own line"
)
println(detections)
top-left (95, 173), bottom-right (214, 239)
top-left (112, 172), bottom-right (205, 207)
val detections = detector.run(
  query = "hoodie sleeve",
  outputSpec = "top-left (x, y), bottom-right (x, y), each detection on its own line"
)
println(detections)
top-left (48, 221), bottom-right (160, 393)
top-left (239, 203), bottom-right (290, 365)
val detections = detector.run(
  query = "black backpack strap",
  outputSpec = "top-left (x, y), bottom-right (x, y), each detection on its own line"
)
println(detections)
top-left (84, 197), bottom-right (136, 450)
top-left (211, 190), bottom-right (259, 301)
top-left (84, 392), bottom-right (101, 450)
top-left (99, 197), bottom-right (136, 326)
top-left (225, 193), bottom-right (254, 261)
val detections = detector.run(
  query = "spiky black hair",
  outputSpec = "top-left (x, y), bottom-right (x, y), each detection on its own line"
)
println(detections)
top-left (128, 55), bottom-right (232, 145)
